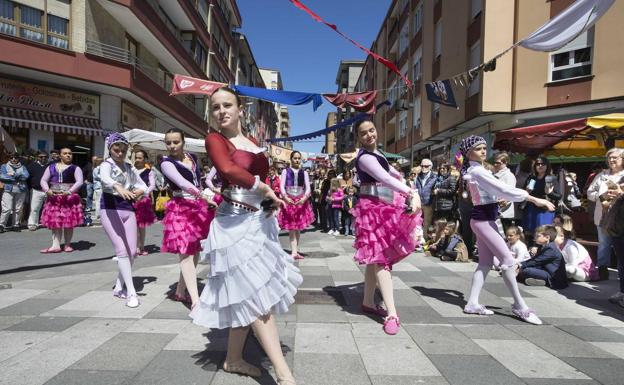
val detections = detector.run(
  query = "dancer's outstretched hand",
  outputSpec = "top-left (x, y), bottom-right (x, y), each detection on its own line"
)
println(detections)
top-left (532, 197), bottom-right (555, 212)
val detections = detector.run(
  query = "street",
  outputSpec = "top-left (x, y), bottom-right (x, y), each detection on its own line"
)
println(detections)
top-left (2, 224), bottom-right (624, 385)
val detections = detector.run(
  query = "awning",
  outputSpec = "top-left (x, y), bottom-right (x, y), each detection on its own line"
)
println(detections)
top-left (493, 118), bottom-right (588, 154)
top-left (0, 106), bottom-right (105, 136)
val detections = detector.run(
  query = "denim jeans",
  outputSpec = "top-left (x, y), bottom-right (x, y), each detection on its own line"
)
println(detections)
top-left (85, 182), bottom-right (94, 211)
top-left (329, 208), bottom-right (341, 232)
top-left (597, 226), bottom-right (614, 268)
top-left (344, 213), bottom-right (353, 235)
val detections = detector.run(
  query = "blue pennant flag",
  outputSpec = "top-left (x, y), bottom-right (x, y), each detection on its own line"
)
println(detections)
top-left (425, 80), bottom-right (458, 109)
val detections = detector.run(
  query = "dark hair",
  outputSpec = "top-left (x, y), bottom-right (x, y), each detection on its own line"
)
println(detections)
top-left (165, 128), bottom-right (185, 142)
top-left (533, 155), bottom-right (552, 175)
top-left (535, 225), bottom-right (557, 241)
top-left (212, 86), bottom-right (242, 107)
top-left (505, 225), bottom-right (526, 243)
top-left (290, 150), bottom-right (302, 160)
top-left (36, 150), bottom-right (48, 157)
top-left (355, 118), bottom-right (374, 132)
top-left (50, 149), bottom-right (60, 154)
top-left (134, 149), bottom-right (148, 160)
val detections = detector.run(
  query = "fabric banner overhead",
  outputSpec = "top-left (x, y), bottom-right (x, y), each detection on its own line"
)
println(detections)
top-left (323, 91), bottom-right (377, 113)
top-left (424, 80), bottom-right (458, 108)
top-left (231, 84), bottom-right (323, 111)
top-left (519, 0), bottom-right (614, 52)
top-left (170, 75), bottom-right (225, 96)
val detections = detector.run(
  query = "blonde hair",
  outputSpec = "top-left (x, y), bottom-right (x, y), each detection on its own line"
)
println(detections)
top-left (330, 178), bottom-right (341, 190)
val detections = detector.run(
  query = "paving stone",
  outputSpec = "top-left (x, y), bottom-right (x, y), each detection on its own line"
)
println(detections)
top-left (131, 350), bottom-right (215, 385)
top-left (590, 342), bottom-right (624, 359)
top-left (428, 355), bottom-right (526, 385)
top-left (557, 325), bottom-right (624, 342)
top-left (0, 315), bottom-right (33, 330)
top-left (393, 271), bottom-right (438, 283)
top-left (455, 324), bottom-right (523, 340)
top-left (44, 369), bottom-right (135, 385)
top-left (294, 353), bottom-right (371, 385)
top-left (6, 316), bottom-right (85, 332)
top-left (541, 317), bottom-right (600, 326)
top-left (483, 282), bottom-right (535, 298)
top-left (0, 298), bottom-right (69, 316)
top-left (71, 332), bottom-right (176, 371)
top-left (369, 375), bottom-right (449, 385)
top-left (522, 379), bottom-right (601, 385)
top-left (561, 358), bottom-right (624, 385)
top-left (392, 262), bottom-right (421, 272)
top-left (506, 325), bottom-right (616, 358)
top-left (0, 330), bottom-right (56, 362)
top-left (298, 266), bottom-right (331, 276)
top-left (415, 266), bottom-right (458, 277)
top-left (296, 258), bottom-right (327, 267)
top-left (473, 339), bottom-right (590, 379)
top-left (404, 324), bottom-right (487, 355)
top-left (143, 300), bottom-right (193, 320)
top-left (330, 270), bottom-right (363, 285)
top-left (0, 289), bottom-right (46, 310)
top-left (298, 275), bottom-right (334, 290)
top-left (125, 319), bottom-right (192, 334)
top-left (296, 304), bottom-right (348, 323)
top-left (350, 322), bottom-right (411, 339)
top-left (393, 288), bottom-right (429, 307)
top-left (209, 371), bottom-right (276, 385)
top-left (355, 337), bottom-right (440, 376)
top-left (295, 323), bottom-right (357, 354)
top-left (397, 306), bottom-right (446, 324)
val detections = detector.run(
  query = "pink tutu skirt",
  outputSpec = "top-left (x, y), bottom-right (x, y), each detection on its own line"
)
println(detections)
top-left (133, 196), bottom-right (157, 228)
top-left (278, 196), bottom-right (314, 231)
top-left (352, 194), bottom-right (422, 270)
top-left (41, 193), bottom-right (83, 229)
top-left (162, 197), bottom-right (210, 255)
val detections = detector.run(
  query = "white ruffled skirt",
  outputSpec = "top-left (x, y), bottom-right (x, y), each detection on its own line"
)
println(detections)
top-left (190, 208), bottom-right (302, 329)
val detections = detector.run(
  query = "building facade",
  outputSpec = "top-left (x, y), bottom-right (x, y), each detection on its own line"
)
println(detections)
top-left (324, 111), bottom-right (337, 155)
top-left (333, 60), bottom-right (364, 156)
top-left (259, 68), bottom-right (291, 149)
top-left (355, 0), bottom-right (624, 167)
top-left (0, 0), bottom-right (242, 163)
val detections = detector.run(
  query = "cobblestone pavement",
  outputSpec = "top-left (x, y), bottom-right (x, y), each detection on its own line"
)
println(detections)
top-left (1, 224), bottom-right (624, 384)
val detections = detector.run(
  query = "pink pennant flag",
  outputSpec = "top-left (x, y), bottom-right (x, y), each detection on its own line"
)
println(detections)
top-left (289, 0), bottom-right (412, 88)
top-left (170, 74), bottom-right (226, 96)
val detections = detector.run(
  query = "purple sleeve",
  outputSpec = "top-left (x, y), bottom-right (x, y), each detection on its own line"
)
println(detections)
top-left (280, 169), bottom-right (287, 196)
top-left (304, 170), bottom-right (311, 196)
top-left (161, 162), bottom-right (200, 195)
top-left (388, 166), bottom-right (401, 180)
top-left (40, 166), bottom-right (51, 192)
top-left (146, 170), bottom-right (156, 195)
top-left (205, 167), bottom-right (217, 190)
top-left (358, 154), bottom-right (411, 194)
top-left (70, 167), bottom-right (84, 193)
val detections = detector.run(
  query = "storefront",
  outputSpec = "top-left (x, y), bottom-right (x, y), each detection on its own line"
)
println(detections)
top-left (0, 77), bottom-right (104, 166)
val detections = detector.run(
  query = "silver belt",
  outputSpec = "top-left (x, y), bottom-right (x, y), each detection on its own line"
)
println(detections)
top-left (286, 186), bottom-right (304, 196)
top-left (172, 190), bottom-right (197, 199)
top-left (218, 187), bottom-right (264, 215)
top-left (360, 183), bottom-right (394, 204)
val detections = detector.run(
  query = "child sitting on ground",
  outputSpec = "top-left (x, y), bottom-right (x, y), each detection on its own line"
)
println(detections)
top-left (432, 222), bottom-right (469, 262)
top-left (427, 218), bottom-right (448, 255)
top-left (554, 225), bottom-right (599, 282)
top-left (517, 225), bottom-right (568, 289)
top-left (507, 225), bottom-right (531, 264)
top-left (422, 225), bottom-right (437, 253)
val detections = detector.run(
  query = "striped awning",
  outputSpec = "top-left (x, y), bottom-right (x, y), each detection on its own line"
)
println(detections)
top-left (0, 106), bottom-right (105, 136)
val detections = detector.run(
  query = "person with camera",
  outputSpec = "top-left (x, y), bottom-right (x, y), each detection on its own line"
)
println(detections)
top-left (522, 156), bottom-right (561, 244)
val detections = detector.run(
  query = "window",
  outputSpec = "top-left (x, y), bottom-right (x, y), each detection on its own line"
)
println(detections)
top-left (471, 0), bottom-right (482, 19)
top-left (549, 30), bottom-right (593, 82)
top-left (399, 111), bottom-right (408, 139)
top-left (195, 40), bottom-right (207, 69)
top-left (0, 0), bottom-right (16, 36)
top-left (126, 35), bottom-right (138, 64)
top-left (412, 47), bottom-right (422, 81)
top-left (468, 41), bottom-right (481, 96)
top-left (388, 81), bottom-right (398, 107)
top-left (413, 95), bottom-right (421, 129)
top-left (47, 14), bottom-right (68, 49)
top-left (434, 22), bottom-right (442, 58)
top-left (413, 2), bottom-right (423, 33)
top-left (197, 0), bottom-right (209, 25)
top-left (212, 25), bottom-right (230, 61)
top-left (0, 0), bottom-right (70, 48)
top-left (19, 4), bottom-right (43, 42)
top-left (398, 21), bottom-right (409, 56)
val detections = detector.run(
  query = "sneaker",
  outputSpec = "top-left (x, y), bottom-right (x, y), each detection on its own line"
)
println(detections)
top-left (28, 226), bottom-right (37, 231)
top-left (126, 294), bottom-right (140, 308)
top-left (463, 304), bottom-right (494, 315)
top-left (511, 306), bottom-right (542, 325)
top-left (525, 278), bottom-right (547, 286)
top-left (383, 315), bottom-right (400, 335)
top-left (609, 292), bottom-right (624, 304)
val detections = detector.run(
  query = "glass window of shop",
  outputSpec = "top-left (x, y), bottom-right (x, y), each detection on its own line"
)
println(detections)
top-left (0, 0), bottom-right (69, 49)
top-left (54, 132), bottom-right (92, 167)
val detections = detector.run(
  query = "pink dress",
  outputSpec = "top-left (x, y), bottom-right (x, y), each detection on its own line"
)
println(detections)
top-left (352, 149), bottom-right (422, 270)
top-left (160, 154), bottom-right (210, 255)
top-left (133, 167), bottom-right (157, 228)
top-left (40, 164), bottom-right (84, 229)
top-left (277, 167), bottom-right (315, 231)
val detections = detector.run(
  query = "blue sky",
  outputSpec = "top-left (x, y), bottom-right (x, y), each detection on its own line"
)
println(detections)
top-left (238, 0), bottom-right (391, 154)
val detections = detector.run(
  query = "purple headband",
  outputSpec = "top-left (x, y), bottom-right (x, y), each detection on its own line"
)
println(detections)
top-left (459, 135), bottom-right (486, 157)
top-left (106, 133), bottom-right (129, 150)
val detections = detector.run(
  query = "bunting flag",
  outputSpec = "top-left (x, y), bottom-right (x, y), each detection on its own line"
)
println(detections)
top-left (289, 0), bottom-right (412, 88)
top-left (323, 91), bottom-right (377, 113)
top-left (266, 100), bottom-right (391, 143)
top-left (170, 75), bottom-right (225, 96)
top-left (231, 84), bottom-right (324, 111)
top-left (425, 80), bottom-right (457, 109)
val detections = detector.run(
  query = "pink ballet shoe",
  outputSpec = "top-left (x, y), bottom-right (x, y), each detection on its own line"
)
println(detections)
top-left (293, 253), bottom-right (305, 260)
top-left (63, 246), bottom-right (74, 253)
top-left (383, 315), bottom-right (400, 335)
top-left (361, 304), bottom-right (388, 317)
top-left (40, 247), bottom-right (62, 254)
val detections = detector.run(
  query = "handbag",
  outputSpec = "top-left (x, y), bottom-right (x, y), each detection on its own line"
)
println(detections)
top-left (154, 190), bottom-right (170, 213)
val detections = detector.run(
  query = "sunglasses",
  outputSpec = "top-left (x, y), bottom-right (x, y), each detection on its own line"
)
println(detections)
top-left (535, 163), bottom-right (546, 166)
top-left (421, 165), bottom-right (431, 168)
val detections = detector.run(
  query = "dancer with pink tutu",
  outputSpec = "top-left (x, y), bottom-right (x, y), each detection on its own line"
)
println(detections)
top-left (352, 120), bottom-right (422, 335)
top-left (161, 128), bottom-right (215, 307)
top-left (39, 148), bottom-right (84, 253)
top-left (191, 87), bottom-right (301, 385)
top-left (132, 149), bottom-right (157, 256)
top-left (459, 135), bottom-right (555, 324)
top-left (100, 134), bottom-right (147, 308)
top-left (278, 151), bottom-right (314, 260)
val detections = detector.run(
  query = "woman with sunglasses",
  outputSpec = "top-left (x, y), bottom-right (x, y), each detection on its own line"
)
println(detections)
top-left (522, 156), bottom-right (561, 242)
top-left (39, 147), bottom-right (84, 253)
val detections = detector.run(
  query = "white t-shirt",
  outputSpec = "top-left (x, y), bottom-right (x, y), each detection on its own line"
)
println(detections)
top-left (508, 240), bottom-right (530, 262)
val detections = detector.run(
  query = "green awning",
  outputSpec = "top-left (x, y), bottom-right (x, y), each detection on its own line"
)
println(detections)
top-left (379, 150), bottom-right (405, 160)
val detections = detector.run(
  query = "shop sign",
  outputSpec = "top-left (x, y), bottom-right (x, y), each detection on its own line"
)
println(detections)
top-left (0, 77), bottom-right (99, 118)
top-left (122, 101), bottom-right (155, 131)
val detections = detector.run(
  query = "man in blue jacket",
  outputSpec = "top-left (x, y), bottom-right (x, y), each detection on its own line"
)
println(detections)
top-left (415, 158), bottom-right (437, 235)
top-left (0, 152), bottom-right (30, 232)
top-left (517, 225), bottom-right (568, 289)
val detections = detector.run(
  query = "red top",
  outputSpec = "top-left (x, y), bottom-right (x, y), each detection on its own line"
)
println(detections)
top-left (204, 131), bottom-right (269, 189)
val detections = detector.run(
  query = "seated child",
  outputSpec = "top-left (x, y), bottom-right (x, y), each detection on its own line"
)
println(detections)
top-left (517, 225), bottom-right (568, 289)
top-left (423, 225), bottom-right (437, 253)
top-left (554, 225), bottom-right (599, 282)
top-left (433, 222), bottom-right (468, 262)
top-left (427, 218), bottom-right (447, 255)
top-left (493, 225), bottom-right (530, 269)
